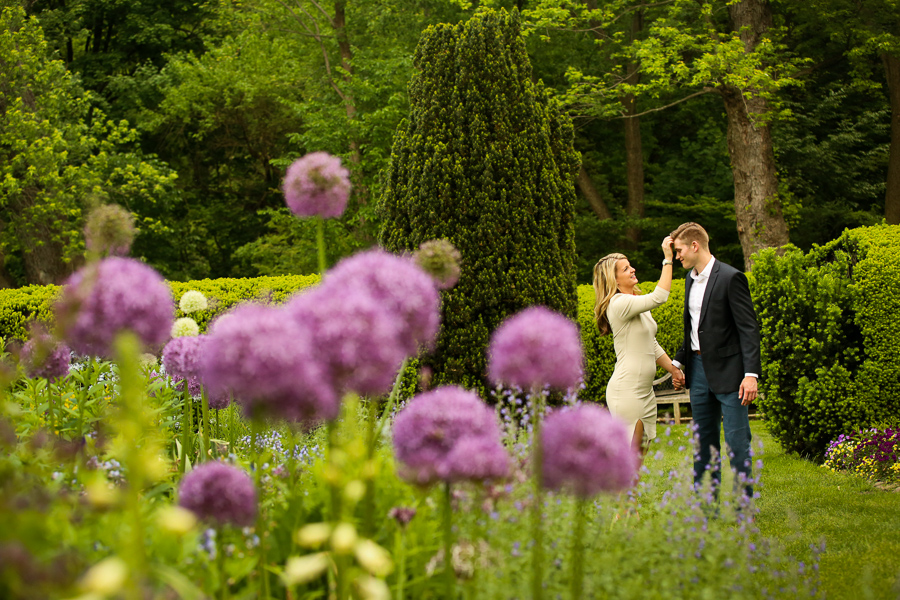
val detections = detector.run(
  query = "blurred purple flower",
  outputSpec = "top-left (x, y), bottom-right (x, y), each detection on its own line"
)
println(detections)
top-left (323, 249), bottom-right (440, 354)
top-left (286, 284), bottom-right (407, 397)
top-left (487, 306), bottom-right (583, 391)
top-left (200, 303), bottom-right (337, 423)
top-left (21, 335), bottom-right (71, 382)
top-left (178, 461), bottom-right (257, 527)
top-left (283, 152), bottom-right (351, 219)
top-left (162, 335), bottom-right (205, 381)
top-left (55, 257), bottom-right (174, 358)
top-left (388, 506), bottom-right (417, 528)
top-left (393, 386), bottom-right (509, 485)
top-left (541, 404), bottom-right (638, 497)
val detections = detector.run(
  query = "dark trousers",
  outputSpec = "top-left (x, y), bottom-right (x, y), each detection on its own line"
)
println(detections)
top-left (689, 353), bottom-right (753, 498)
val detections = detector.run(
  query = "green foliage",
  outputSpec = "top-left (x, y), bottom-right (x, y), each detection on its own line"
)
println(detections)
top-left (751, 224), bottom-right (900, 459)
top-left (577, 280), bottom-right (685, 403)
top-left (0, 273), bottom-right (320, 342)
top-left (0, 7), bottom-right (179, 287)
top-left (379, 9), bottom-right (580, 393)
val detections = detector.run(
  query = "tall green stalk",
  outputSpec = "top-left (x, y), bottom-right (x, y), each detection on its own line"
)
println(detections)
top-left (180, 385), bottom-right (191, 473)
top-left (317, 217), bottom-right (327, 275)
top-left (570, 498), bottom-right (587, 600)
top-left (252, 419), bottom-right (271, 599)
top-left (531, 386), bottom-right (545, 600)
top-left (200, 388), bottom-right (211, 463)
top-left (443, 481), bottom-right (454, 600)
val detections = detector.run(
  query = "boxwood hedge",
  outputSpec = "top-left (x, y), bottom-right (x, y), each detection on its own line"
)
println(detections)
top-left (751, 224), bottom-right (900, 459)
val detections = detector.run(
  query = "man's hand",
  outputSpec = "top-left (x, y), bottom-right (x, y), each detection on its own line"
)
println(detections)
top-left (672, 369), bottom-right (685, 390)
top-left (738, 376), bottom-right (758, 406)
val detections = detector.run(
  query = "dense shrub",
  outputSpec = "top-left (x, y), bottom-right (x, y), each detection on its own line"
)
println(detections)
top-left (751, 224), bottom-right (900, 459)
top-left (0, 274), bottom-right (320, 341)
top-left (378, 9), bottom-right (579, 394)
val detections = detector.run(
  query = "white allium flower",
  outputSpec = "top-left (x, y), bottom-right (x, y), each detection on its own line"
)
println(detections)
top-left (179, 290), bottom-right (208, 314)
top-left (139, 353), bottom-right (158, 369)
top-left (171, 317), bottom-right (200, 338)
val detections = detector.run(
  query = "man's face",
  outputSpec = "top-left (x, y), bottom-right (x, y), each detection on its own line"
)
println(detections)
top-left (673, 239), bottom-right (696, 270)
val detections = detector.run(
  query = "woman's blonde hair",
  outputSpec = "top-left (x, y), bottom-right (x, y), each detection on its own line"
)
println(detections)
top-left (593, 253), bottom-right (627, 336)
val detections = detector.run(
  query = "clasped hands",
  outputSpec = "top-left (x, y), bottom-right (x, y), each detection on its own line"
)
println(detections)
top-left (671, 368), bottom-right (685, 390)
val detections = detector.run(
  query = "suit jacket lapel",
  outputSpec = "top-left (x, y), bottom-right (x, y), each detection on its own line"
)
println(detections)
top-left (699, 260), bottom-right (720, 327)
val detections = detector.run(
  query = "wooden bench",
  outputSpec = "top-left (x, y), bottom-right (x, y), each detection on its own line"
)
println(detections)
top-left (653, 372), bottom-right (691, 425)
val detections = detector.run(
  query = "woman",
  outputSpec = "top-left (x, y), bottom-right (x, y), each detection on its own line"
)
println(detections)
top-left (593, 237), bottom-right (683, 455)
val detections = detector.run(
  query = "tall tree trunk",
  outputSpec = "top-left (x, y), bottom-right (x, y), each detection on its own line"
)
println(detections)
top-left (576, 165), bottom-right (612, 220)
top-left (883, 52), bottom-right (900, 225)
top-left (622, 9), bottom-right (644, 246)
top-left (720, 0), bottom-right (789, 270)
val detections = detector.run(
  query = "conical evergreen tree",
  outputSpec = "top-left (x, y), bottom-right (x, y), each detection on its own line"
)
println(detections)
top-left (379, 9), bottom-right (580, 394)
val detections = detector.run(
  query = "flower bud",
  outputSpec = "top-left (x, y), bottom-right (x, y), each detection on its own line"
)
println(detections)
top-left (354, 539), bottom-right (393, 577)
top-left (80, 556), bottom-right (128, 595)
top-left (331, 523), bottom-right (357, 554)
top-left (353, 575), bottom-right (391, 600)
top-left (295, 522), bottom-right (332, 548)
top-left (171, 317), bottom-right (200, 338)
top-left (343, 480), bottom-right (366, 504)
top-left (282, 553), bottom-right (330, 586)
top-left (179, 291), bottom-right (208, 314)
top-left (413, 239), bottom-right (462, 289)
top-left (158, 505), bottom-right (197, 535)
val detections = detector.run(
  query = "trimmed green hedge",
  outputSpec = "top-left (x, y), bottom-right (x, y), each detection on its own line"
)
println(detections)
top-left (1, 273), bottom-right (690, 402)
top-left (751, 224), bottom-right (900, 459)
top-left (0, 274), bottom-right (320, 342)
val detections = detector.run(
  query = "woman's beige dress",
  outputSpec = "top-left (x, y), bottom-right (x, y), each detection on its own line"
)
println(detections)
top-left (605, 286), bottom-right (669, 445)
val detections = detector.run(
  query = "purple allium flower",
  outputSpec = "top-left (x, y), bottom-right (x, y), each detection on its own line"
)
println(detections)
top-left (283, 151), bottom-right (351, 219)
top-left (21, 335), bottom-right (71, 382)
top-left (200, 303), bottom-right (337, 423)
top-left (162, 336), bottom-right (205, 381)
top-left (541, 404), bottom-right (639, 497)
top-left (55, 257), bottom-right (175, 358)
top-left (178, 461), bottom-right (257, 527)
top-left (323, 249), bottom-right (440, 353)
top-left (286, 284), bottom-right (407, 397)
top-left (392, 386), bottom-right (509, 485)
top-left (487, 306), bottom-right (583, 391)
top-left (83, 204), bottom-right (136, 257)
top-left (413, 239), bottom-right (462, 290)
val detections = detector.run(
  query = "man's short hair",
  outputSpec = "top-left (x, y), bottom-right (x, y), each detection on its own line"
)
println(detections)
top-left (670, 222), bottom-right (709, 250)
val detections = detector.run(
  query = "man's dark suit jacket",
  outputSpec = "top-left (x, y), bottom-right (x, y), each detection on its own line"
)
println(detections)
top-left (673, 259), bottom-right (762, 394)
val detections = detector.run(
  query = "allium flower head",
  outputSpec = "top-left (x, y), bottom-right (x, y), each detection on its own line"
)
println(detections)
top-left (393, 386), bottom-right (509, 485)
top-left (413, 239), bottom-right (462, 289)
top-left (171, 317), bottom-right (200, 338)
top-left (162, 336), bottom-right (204, 381)
top-left (487, 306), bottom-right (583, 391)
top-left (200, 303), bottom-right (337, 423)
top-left (179, 291), bottom-right (208, 314)
top-left (541, 405), bottom-right (639, 497)
top-left (178, 461), bottom-right (257, 527)
top-left (56, 257), bottom-right (175, 358)
top-left (283, 152), bottom-right (351, 219)
top-left (84, 204), bottom-right (136, 257)
top-left (324, 249), bottom-right (440, 353)
top-left (21, 334), bottom-right (71, 382)
top-left (286, 284), bottom-right (407, 397)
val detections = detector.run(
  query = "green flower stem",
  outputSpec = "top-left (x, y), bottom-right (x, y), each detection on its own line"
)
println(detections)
top-left (374, 358), bottom-right (409, 442)
top-left (228, 400), bottom-right (235, 456)
top-left (252, 419), bottom-right (271, 599)
top-left (217, 526), bottom-right (228, 600)
top-left (47, 383), bottom-right (55, 435)
top-left (363, 397), bottom-right (377, 536)
top-left (317, 217), bottom-right (327, 275)
top-left (327, 419), bottom-right (341, 522)
top-left (570, 498), bottom-right (587, 600)
top-left (531, 386), bottom-right (545, 600)
top-left (443, 481), bottom-right (454, 600)
top-left (200, 388), bottom-right (211, 463)
top-left (394, 528), bottom-right (407, 600)
top-left (180, 385), bottom-right (191, 473)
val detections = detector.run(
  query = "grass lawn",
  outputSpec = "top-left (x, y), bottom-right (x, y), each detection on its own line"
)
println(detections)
top-left (651, 420), bottom-right (900, 599)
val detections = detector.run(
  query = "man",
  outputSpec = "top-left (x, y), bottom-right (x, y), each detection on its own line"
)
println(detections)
top-left (669, 222), bottom-right (761, 498)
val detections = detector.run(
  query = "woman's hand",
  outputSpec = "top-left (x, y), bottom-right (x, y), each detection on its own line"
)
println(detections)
top-left (662, 236), bottom-right (674, 260)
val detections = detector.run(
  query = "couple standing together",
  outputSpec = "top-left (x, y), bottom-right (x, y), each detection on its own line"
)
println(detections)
top-left (593, 222), bottom-right (761, 495)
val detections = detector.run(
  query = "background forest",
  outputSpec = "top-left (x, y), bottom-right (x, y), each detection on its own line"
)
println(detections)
top-left (1, 0), bottom-right (898, 288)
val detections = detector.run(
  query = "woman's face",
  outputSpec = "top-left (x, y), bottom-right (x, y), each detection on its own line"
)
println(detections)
top-left (615, 258), bottom-right (637, 290)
